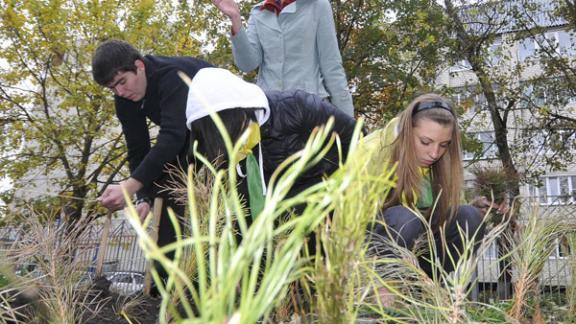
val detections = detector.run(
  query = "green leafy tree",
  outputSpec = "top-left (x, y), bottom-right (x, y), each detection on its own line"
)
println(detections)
top-left (502, 0), bottom-right (576, 179)
top-left (443, 0), bottom-right (522, 199)
top-left (334, 0), bottom-right (451, 126)
top-left (442, 0), bottom-right (576, 189)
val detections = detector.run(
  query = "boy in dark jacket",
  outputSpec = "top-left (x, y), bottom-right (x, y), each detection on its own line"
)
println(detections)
top-left (91, 40), bottom-right (212, 289)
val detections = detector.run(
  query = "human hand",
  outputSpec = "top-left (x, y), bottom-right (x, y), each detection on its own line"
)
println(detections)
top-left (212, 0), bottom-right (240, 19)
top-left (472, 196), bottom-right (509, 216)
top-left (98, 184), bottom-right (127, 211)
top-left (472, 196), bottom-right (491, 208)
top-left (135, 201), bottom-right (151, 223)
top-left (98, 178), bottom-right (142, 211)
top-left (495, 199), bottom-right (510, 215)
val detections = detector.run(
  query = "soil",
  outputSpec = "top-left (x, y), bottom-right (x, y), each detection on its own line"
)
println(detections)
top-left (82, 277), bottom-right (161, 324)
top-left (82, 293), bottom-right (161, 324)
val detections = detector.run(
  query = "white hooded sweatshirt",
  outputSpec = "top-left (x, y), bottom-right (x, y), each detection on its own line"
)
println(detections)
top-left (185, 67), bottom-right (270, 129)
top-left (184, 67), bottom-right (270, 195)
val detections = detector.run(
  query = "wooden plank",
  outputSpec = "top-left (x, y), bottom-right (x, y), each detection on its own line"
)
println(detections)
top-left (144, 197), bottom-right (163, 296)
top-left (95, 211), bottom-right (113, 277)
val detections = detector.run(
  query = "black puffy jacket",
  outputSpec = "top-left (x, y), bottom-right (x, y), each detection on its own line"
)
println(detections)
top-left (260, 90), bottom-right (357, 193)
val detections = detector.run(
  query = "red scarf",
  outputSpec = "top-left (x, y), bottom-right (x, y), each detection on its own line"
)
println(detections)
top-left (261, 0), bottom-right (295, 15)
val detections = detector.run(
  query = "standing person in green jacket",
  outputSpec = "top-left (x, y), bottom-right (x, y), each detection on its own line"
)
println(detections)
top-left (211, 0), bottom-right (355, 117)
top-left (365, 94), bottom-right (485, 302)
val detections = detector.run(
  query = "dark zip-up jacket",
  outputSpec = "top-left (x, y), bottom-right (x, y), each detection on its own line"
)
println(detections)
top-left (260, 89), bottom-right (357, 194)
top-left (114, 55), bottom-right (212, 198)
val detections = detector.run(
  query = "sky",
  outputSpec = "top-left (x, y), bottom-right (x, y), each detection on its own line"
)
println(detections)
top-left (0, 178), bottom-right (9, 214)
top-left (0, 178), bottom-right (10, 191)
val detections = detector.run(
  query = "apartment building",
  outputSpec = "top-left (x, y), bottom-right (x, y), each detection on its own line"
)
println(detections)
top-left (436, 0), bottom-right (576, 285)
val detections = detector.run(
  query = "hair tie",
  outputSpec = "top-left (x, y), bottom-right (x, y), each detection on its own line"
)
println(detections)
top-left (413, 101), bottom-right (454, 116)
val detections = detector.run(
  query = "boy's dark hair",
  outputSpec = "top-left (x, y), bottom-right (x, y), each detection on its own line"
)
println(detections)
top-left (91, 39), bottom-right (143, 86)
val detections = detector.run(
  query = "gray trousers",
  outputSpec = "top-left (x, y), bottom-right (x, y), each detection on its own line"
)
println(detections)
top-left (369, 205), bottom-right (485, 277)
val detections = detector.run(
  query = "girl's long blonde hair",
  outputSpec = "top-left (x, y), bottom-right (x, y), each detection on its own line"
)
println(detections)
top-left (383, 93), bottom-right (464, 228)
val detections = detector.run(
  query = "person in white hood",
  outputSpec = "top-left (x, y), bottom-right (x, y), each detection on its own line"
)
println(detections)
top-left (184, 67), bottom-right (357, 219)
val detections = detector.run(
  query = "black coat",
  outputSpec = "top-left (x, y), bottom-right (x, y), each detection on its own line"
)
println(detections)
top-left (260, 90), bottom-right (357, 193)
top-left (114, 55), bottom-right (212, 198)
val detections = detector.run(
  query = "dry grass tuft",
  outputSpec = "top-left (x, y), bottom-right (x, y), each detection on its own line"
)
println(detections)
top-left (506, 204), bottom-right (568, 321)
top-left (2, 209), bottom-right (110, 323)
top-left (113, 293), bottom-right (150, 324)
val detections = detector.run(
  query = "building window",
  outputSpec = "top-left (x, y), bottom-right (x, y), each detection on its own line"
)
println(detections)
top-left (528, 84), bottom-right (547, 106)
top-left (550, 236), bottom-right (573, 259)
top-left (473, 93), bottom-right (488, 111)
top-left (537, 32), bottom-right (560, 53)
top-left (463, 132), bottom-right (498, 160)
top-left (483, 241), bottom-right (498, 259)
top-left (450, 59), bottom-right (473, 72)
top-left (528, 180), bottom-right (547, 205)
top-left (558, 30), bottom-right (576, 56)
top-left (488, 39), bottom-right (502, 66)
top-left (451, 87), bottom-right (475, 112)
top-left (452, 87), bottom-right (490, 112)
top-left (519, 31), bottom-right (573, 62)
top-left (521, 81), bottom-right (576, 111)
top-left (527, 175), bottom-right (576, 205)
top-left (518, 37), bottom-right (536, 62)
top-left (549, 176), bottom-right (560, 199)
top-left (550, 130), bottom-right (575, 144)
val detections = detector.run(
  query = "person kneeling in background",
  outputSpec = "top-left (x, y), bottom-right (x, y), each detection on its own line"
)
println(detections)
top-left (184, 68), bottom-right (357, 244)
top-left (365, 94), bottom-right (486, 305)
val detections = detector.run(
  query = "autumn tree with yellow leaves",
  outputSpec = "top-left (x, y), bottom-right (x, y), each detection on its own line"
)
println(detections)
top-left (0, 0), bottom-right (206, 224)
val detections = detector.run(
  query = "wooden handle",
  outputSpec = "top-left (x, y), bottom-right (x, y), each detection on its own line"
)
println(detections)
top-left (144, 197), bottom-right (163, 295)
top-left (95, 211), bottom-right (113, 278)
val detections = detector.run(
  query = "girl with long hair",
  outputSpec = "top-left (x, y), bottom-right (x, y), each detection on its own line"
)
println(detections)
top-left (368, 93), bottom-right (485, 278)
